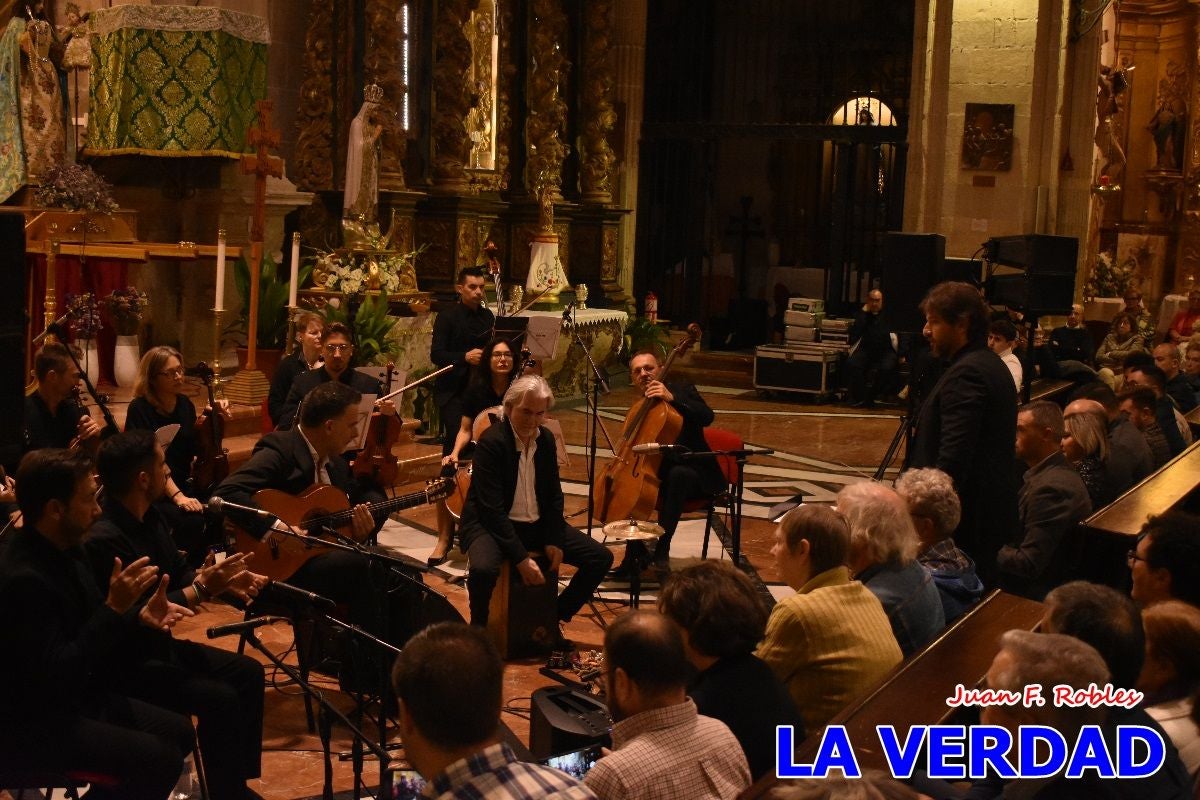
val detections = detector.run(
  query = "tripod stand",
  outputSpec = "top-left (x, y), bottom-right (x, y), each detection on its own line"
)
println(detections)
top-left (873, 414), bottom-right (911, 482)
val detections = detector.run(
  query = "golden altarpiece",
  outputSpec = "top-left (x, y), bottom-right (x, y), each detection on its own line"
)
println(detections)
top-left (290, 0), bottom-right (626, 308)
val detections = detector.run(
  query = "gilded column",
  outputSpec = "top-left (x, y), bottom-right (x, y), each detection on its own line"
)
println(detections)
top-left (526, 0), bottom-right (570, 200)
top-left (364, 0), bottom-right (408, 190)
top-left (293, 0), bottom-right (336, 190)
top-left (432, 0), bottom-right (473, 193)
top-left (611, 0), bottom-right (646, 298)
top-left (579, 0), bottom-right (617, 204)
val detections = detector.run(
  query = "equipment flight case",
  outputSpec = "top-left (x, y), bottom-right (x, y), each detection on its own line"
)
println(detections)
top-left (754, 343), bottom-right (845, 400)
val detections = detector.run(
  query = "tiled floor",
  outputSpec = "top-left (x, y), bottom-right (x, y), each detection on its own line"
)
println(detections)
top-left (11, 383), bottom-right (906, 799)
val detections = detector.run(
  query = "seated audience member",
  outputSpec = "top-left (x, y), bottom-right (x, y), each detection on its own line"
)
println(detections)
top-left (844, 289), bottom-right (897, 408)
top-left (894, 468), bottom-right (983, 623)
top-left (22, 342), bottom-right (102, 455)
top-left (584, 610), bottom-right (750, 800)
top-left (839, 482), bottom-right (945, 656)
top-left (1044, 581), bottom-right (1146, 688)
top-left (83, 431), bottom-right (266, 800)
top-left (657, 561), bottom-right (803, 779)
top-left (1070, 384), bottom-right (1154, 488)
top-left (1129, 510), bottom-right (1200, 608)
top-left (1095, 312), bottom-right (1146, 384)
top-left (0, 449), bottom-right (195, 800)
top-left (755, 505), bottom-right (902, 731)
top-left (998, 401), bottom-right (1092, 600)
top-left (268, 310), bottom-right (324, 426)
top-left (1122, 289), bottom-right (1156, 340)
top-left (1183, 340), bottom-right (1200, 399)
top-left (1050, 304), bottom-right (1095, 365)
top-left (767, 772), bottom-right (924, 800)
top-left (1126, 364), bottom-right (1191, 456)
top-left (1061, 402), bottom-right (1116, 507)
top-left (1166, 289), bottom-right (1200, 345)
top-left (987, 318), bottom-right (1023, 393)
top-left (456, 375), bottom-right (611, 630)
top-left (391, 622), bottom-right (595, 799)
top-left (1139, 601), bottom-right (1200, 781)
top-left (977, 630), bottom-right (1192, 800)
top-left (1120, 387), bottom-right (1175, 470)
top-left (1154, 342), bottom-right (1198, 413)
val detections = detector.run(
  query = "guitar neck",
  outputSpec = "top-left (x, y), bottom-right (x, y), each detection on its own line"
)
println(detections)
top-left (301, 485), bottom-right (440, 530)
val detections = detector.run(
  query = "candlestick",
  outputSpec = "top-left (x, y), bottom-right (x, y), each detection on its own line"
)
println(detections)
top-left (215, 229), bottom-right (227, 312)
top-left (211, 307), bottom-right (225, 390)
top-left (289, 232), bottom-right (300, 309)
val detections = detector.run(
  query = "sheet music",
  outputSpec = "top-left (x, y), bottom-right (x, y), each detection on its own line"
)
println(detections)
top-left (525, 315), bottom-right (562, 360)
top-left (348, 394), bottom-right (378, 452)
top-left (155, 423), bottom-right (181, 449)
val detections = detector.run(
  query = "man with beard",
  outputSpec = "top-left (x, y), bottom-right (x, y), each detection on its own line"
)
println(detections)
top-left (906, 281), bottom-right (1019, 584)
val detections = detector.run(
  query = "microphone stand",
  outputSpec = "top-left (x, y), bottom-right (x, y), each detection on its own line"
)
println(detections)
top-left (566, 304), bottom-right (613, 539)
top-left (239, 625), bottom-right (389, 800)
top-left (679, 446), bottom-right (773, 568)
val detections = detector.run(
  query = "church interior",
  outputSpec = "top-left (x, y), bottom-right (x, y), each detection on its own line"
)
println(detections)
top-left (4, 0), bottom-right (1200, 798)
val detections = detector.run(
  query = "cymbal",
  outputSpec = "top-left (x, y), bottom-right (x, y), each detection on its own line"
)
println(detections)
top-left (602, 519), bottom-right (665, 542)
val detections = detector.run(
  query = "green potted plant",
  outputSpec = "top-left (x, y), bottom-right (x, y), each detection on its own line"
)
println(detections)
top-left (318, 290), bottom-right (401, 367)
top-left (622, 315), bottom-right (671, 364)
top-left (227, 251), bottom-right (312, 380)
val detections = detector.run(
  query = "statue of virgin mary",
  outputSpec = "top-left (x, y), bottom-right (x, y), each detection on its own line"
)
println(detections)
top-left (343, 84), bottom-right (385, 228)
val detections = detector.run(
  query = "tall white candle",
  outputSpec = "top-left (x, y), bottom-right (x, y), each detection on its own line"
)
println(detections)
top-left (289, 232), bottom-right (301, 308)
top-left (215, 229), bottom-right (227, 311)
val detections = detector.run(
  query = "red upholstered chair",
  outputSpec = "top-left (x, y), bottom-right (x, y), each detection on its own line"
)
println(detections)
top-left (676, 426), bottom-right (742, 560)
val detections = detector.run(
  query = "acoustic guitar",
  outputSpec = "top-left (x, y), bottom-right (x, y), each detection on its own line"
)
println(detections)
top-left (230, 478), bottom-right (454, 581)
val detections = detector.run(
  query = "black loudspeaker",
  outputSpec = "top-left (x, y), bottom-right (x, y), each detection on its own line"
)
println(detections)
top-left (882, 232), bottom-right (946, 333)
top-left (528, 687), bottom-right (612, 759)
top-left (0, 211), bottom-right (27, 469)
top-left (984, 234), bottom-right (1078, 316)
top-left (984, 234), bottom-right (1077, 272)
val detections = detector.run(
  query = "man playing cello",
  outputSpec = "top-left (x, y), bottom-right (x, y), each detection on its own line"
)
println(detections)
top-left (612, 351), bottom-right (725, 575)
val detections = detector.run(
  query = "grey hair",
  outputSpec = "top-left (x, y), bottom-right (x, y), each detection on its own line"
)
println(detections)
top-left (837, 481), bottom-right (920, 565)
top-left (1020, 399), bottom-right (1064, 439)
top-left (992, 630), bottom-right (1109, 732)
top-left (1063, 409), bottom-right (1108, 462)
top-left (894, 468), bottom-right (961, 540)
top-left (501, 374), bottom-right (554, 416)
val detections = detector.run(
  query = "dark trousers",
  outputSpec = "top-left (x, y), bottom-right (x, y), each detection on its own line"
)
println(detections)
top-left (1, 694), bottom-right (193, 800)
top-left (439, 395), bottom-right (466, 456)
top-left (125, 639), bottom-right (264, 798)
top-left (654, 462), bottom-right (727, 562)
top-left (465, 520), bottom-right (613, 626)
top-left (845, 347), bottom-right (899, 403)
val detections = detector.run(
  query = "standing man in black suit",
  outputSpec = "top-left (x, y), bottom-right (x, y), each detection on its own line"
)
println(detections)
top-left (277, 322), bottom-right (387, 430)
top-left (906, 281), bottom-right (1019, 583)
top-left (458, 375), bottom-right (612, 629)
top-left (430, 266), bottom-right (495, 455)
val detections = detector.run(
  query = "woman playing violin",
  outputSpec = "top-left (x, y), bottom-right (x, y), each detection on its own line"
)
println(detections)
top-left (125, 346), bottom-right (231, 562)
top-left (432, 337), bottom-right (519, 565)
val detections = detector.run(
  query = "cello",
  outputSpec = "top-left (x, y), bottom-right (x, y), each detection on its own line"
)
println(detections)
top-left (591, 323), bottom-right (701, 524)
top-left (190, 363), bottom-right (229, 497)
top-left (352, 362), bottom-right (404, 486)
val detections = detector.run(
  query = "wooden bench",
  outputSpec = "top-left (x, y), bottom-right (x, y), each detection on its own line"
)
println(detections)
top-left (1028, 377), bottom-right (1075, 404)
top-left (1076, 439), bottom-right (1200, 587)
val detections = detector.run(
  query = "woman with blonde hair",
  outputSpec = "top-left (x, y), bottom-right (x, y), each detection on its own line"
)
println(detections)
top-left (1061, 408), bottom-right (1114, 508)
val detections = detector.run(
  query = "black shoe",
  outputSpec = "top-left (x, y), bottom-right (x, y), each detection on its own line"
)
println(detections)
top-left (427, 552), bottom-right (449, 568)
top-left (551, 624), bottom-right (575, 651)
top-left (608, 561), bottom-right (635, 579)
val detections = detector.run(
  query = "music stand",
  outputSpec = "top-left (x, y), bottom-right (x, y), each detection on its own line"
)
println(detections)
top-left (493, 315), bottom-right (530, 348)
top-left (679, 445), bottom-right (773, 568)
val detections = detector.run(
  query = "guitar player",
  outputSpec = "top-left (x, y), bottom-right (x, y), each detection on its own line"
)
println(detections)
top-left (213, 381), bottom-right (391, 633)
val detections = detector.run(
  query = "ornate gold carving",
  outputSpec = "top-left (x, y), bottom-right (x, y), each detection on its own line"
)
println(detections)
top-left (432, 0), bottom-right (473, 192)
top-left (465, 1), bottom-right (497, 171)
top-left (602, 225), bottom-right (618, 280)
top-left (416, 218), bottom-right (454, 278)
top-left (579, 0), bottom-right (616, 203)
top-left (456, 219), bottom-right (477, 269)
top-left (364, 0), bottom-right (408, 190)
top-left (293, 0), bottom-right (336, 190)
top-left (526, 0), bottom-right (570, 199)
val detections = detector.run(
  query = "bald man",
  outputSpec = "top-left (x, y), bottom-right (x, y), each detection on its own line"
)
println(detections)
top-left (1050, 304), bottom-right (1095, 365)
top-left (1152, 342), bottom-right (1197, 413)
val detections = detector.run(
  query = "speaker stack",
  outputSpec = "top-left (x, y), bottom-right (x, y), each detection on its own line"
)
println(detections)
top-left (984, 234), bottom-right (1078, 317)
top-left (0, 211), bottom-right (27, 469)
top-left (881, 232), bottom-right (946, 333)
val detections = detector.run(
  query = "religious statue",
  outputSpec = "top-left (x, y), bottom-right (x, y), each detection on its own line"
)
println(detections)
top-left (343, 84), bottom-right (385, 246)
top-left (1148, 98), bottom-right (1185, 172)
top-left (537, 174), bottom-right (555, 234)
top-left (1095, 64), bottom-right (1129, 184)
top-left (17, 5), bottom-right (66, 183)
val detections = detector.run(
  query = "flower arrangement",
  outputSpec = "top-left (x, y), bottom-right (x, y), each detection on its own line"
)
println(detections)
top-left (34, 163), bottom-right (119, 213)
top-left (312, 249), bottom-right (420, 296)
top-left (103, 287), bottom-right (149, 336)
top-left (66, 292), bottom-right (102, 339)
top-left (1082, 251), bottom-right (1137, 302)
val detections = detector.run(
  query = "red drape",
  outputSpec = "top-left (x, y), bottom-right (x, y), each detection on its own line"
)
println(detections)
top-left (26, 253), bottom-right (131, 386)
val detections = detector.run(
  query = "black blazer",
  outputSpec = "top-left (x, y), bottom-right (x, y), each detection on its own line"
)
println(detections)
top-left (458, 420), bottom-right (569, 564)
top-left (277, 367), bottom-right (383, 430)
top-left (907, 342), bottom-right (1020, 580)
top-left (430, 302), bottom-right (494, 407)
top-left (660, 380), bottom-right (725, 489)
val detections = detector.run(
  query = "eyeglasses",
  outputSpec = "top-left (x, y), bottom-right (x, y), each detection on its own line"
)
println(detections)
top-left (492, 352), bottom-right (513, 360)
top-left (325, 344), bottom-right (352, 353)
top-left (156, 368), bottom-right (185, 378)
top-left (1126, 549), bottom-right (1148, 567)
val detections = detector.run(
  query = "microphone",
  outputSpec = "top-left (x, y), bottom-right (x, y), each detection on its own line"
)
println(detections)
top-left (207, 496), bottom-right (276, 520)
top-left (206, 615), bottom-right (286, 640)
top-left (32, 311), bottom-right (75, 345)
top-left (561, 302), bottom-right (575, 322)
top-left (266, 580), bottom-right (336, 612)
top-left (630, 443), bottom-right (690, 454)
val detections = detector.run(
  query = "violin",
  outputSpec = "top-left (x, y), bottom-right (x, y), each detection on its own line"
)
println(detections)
top-left (191, 363), bottom-right (229, 497)
top-left (591, 323), bottom-right (701, 524)
top-left (352, 362), bottom-right (404, 486)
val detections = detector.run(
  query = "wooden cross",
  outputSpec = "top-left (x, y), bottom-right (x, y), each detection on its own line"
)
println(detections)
top-left (239, 100), bottom-right (283, 370)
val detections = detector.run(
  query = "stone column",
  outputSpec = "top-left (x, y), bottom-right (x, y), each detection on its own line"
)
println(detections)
top-left (364, 0), bottom-right (408, 190)
top-left (578, 0), bottom-right (617, 204)
top-left (526, 0), bottom-right (570, 200)
top-left (611, 0), bottom-right (646, 303)
top-left (431, 0), bottom-right (473, 194)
